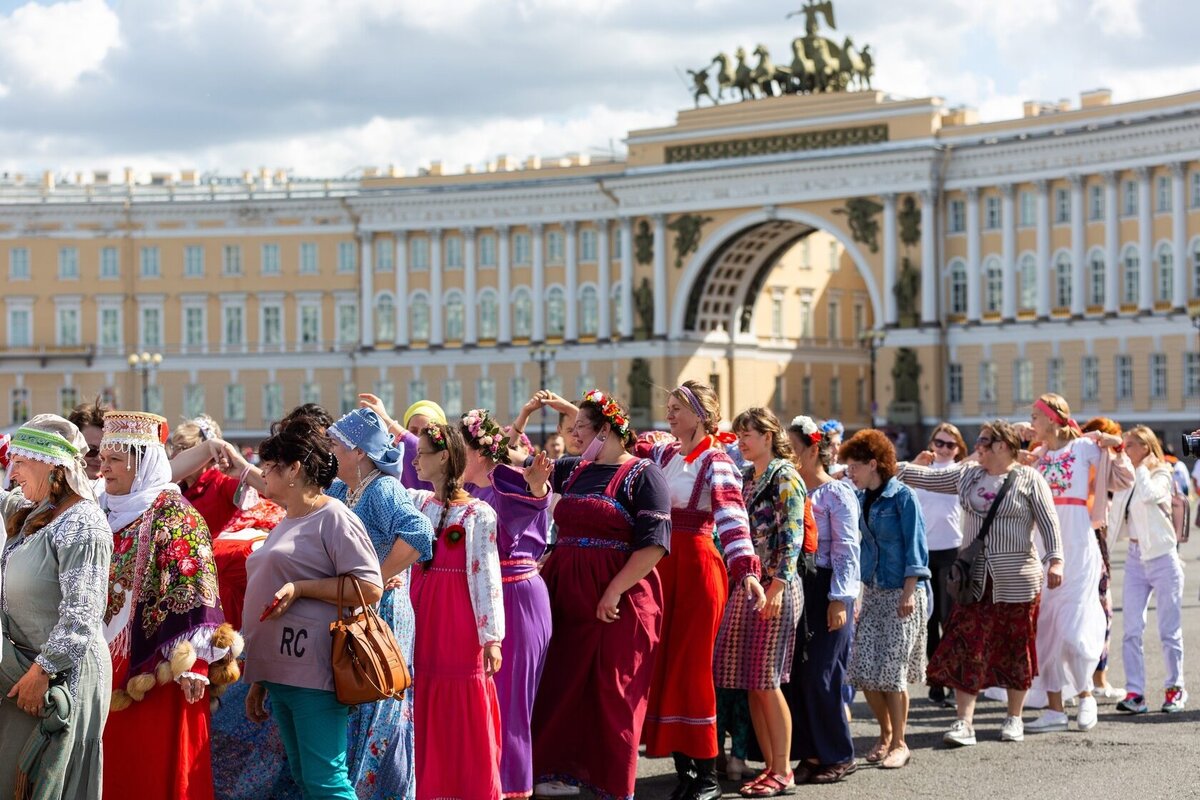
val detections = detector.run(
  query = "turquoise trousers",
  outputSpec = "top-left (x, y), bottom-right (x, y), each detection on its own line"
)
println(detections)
top-left (263, 682), bottom-right (356, 800)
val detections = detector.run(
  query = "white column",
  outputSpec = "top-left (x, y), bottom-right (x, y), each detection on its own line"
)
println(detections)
top-left (1035, 180), bottom-right (1051, 319)
top-left (1000, 184), bottom-right (1017, 321)
top-left (429, 228), bottom-right (444, 345)
top-left (531, 223), bottom-right (546, 342)
top-left (1070, 174), bottom-right (1086, 317)
top-left (498, 226), bottom-right (512, 344)
top-left (652, 214), bottom-right (668, 337)
top-left (1103, 172), bottom-right (1119, 316)
top-left (564, 221), bottom-right (578, 342)
top-left (882, 193), bottom-right (897, 326)
top-left (596, 219), bottom-right (612, 339)
top-left (394, 232), bottom-right (409, 347)
top-left (965, 187), bottom-right (981, 323)
top-left (1137, 167), bottom-right (1153, 313)
top-left (920, 190), bottom-right (937, 325)
top-left (620, 217), bottom-right (634, 338)
top-left (1172, 163), bottom-right (1188, 310)
top-left (464, 227), bottom-right (478, 345)
top-left (359, 232), bottom-right (374, 348)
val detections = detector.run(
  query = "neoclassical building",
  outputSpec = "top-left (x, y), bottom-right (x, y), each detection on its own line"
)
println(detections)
top-left (1, 87), bottom-right (1198, 442)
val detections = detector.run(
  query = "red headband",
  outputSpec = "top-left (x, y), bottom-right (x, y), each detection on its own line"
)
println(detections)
top-left (1034, 398), bottom-right (1080, 434)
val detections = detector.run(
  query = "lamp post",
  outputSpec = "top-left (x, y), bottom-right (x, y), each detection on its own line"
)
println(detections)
top-left (530, 345), bottom-right (557, 441)
top-left (858, 329), bottom-right (885, 426)
top-left (127, 351), bottom-right (163, 411)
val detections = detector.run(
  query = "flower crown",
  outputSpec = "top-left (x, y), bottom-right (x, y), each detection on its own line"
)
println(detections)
top-left (583, 389), bottom-right (631, 438)
top-left (461, 409), bottom-right (506, 463)
top-left (790, 415), bottom-right (823, 445)
top-left (423, 424), bottom-right (448, 451)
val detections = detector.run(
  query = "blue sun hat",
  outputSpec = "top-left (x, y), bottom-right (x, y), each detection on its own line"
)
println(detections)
top-left (328, 408), bottom-right (403, 477)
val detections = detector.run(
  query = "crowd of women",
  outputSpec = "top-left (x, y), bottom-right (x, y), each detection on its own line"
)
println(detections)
top-left (0, 383), bottom-right (1190, 800)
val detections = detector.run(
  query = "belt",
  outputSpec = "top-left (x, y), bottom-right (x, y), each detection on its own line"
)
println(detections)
top-left (555, 537), bottom-right (632, 552)
top-left (501, 558), bottom-right (539, 584)
top-left (1053, 497), bottom-right (1088, 507)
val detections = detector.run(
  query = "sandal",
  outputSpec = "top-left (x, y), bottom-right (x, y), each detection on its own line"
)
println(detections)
top-left (865, 739), bottom-right (890, 763)
top-left (740, 771), bottom-right (794, 797)
top-left (879, 746), bottom-right (912, 770)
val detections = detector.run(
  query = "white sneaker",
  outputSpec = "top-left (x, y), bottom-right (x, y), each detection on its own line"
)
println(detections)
top-left (534, 781), bottom-right (581, 797)
top-left (1064, 695), bottom-right (1078, 707)
top-left (1026, 710), bottom-right (1069, 732)
top-left (1000, 716), bottom-right (1024, 742)
top-left (1077, 696), bottom-right (1099, 731)
top-left (943, 719), bottom-right (976, 747)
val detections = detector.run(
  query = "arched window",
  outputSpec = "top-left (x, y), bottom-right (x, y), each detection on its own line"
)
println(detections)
top-left (1157, 242), bottom-right (1174, 303)
top-left (1087, 250), bottom-right (1105, 307)
top-left (1018, 254), bottom-right (1036, 311)
top-left (478, 290), bottom-right (498, 340)
top-left (410, 293), bottom-right (430, 342)
top-left (374, 292), bottom-right (395, 342)
top-left (1122, 245), bottom-right (1140, 305)
top-left (611, 283), bottom-right (623, 335)
top-left (444, 291), bottom-right (465, 341)
top-left (546, 286), bottom-right (566, 338)
top-left (580, 285), bottom-right (599, 337)
top-left (512, 288), bottom-right (533, 339)
top-left (946, 260), bottom-right (967, 315)
top-left (983, 257), bottom-right (1003, 313)
top-left (1054, 252), bottom-right (1072, 309)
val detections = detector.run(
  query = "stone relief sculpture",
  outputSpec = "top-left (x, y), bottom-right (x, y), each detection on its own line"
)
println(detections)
top-left (634, 277), bottom-right (655, 340)
top-left (667, 213), bottom-right (713, 268)
top-left (634, 220), bottom-right (654, 265)
top-left (891, 347), bottom-right (921, 403)
top-left (834, 197), bottom-right (882, 253)
top-left (894, 258), bottom-right (921, 328)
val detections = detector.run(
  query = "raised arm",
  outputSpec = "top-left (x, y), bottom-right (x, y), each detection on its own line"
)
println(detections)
top-left (896, 460), bottom-right (964, 495)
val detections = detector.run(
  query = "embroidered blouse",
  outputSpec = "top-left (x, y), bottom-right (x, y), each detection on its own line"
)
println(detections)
top-left (741, 459), bottom-right (805, 584)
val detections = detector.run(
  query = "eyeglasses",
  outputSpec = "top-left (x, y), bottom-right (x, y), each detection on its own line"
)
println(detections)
top-left (415, 450), bottom-right (439, 457)
top-left (975, 435), bottom-right (996, 448)
top-left (84, 447), bottom-right (100, 459)
top-left (843, 461), bottom-right (868, 473)
top-left (931, 438), bottom-right (958, 450)
top-left (260, 463), bottom-right (277, 477)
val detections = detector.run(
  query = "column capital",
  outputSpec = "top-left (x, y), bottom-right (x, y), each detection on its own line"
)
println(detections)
top-left (652, 213), bottom-right (666, 225)
top-left (593, 217), bottom-right (612, 230)
top-left (496, 224), bottom-right (510, 235)
top-left (763, 204), bottom-right (778, 220)
top-left (562, 220), bottom-right (577, 233)
top-left (1000, 183), bottom-right (1015, 199)
top-left (881, 192), bottom-right (897, 204)
top-left (1171, 161), bottom-right (1188, 179)
top-left (1034, 179), bottom-right (1049, 193)
top-left (395, 229), bottom-right (408, 242)
top-left (461, 225), bottom-right (477, 237)
top-left (965, 186), bottom-right (979, 200)
top-left (356, 230), bottom-right (374, 244)
top-left (1102, 170), bottom-right (1119, 186)
top-left (919, 188), bottom-right (936, 204)
top-left (1068, 173), bottom-right (1084, 189)
top-left (1135, 165), bottom-right (1151, 180)
top-left (426, 227), bottom-right (442, 239)
top-left (531, 222), bottom-right (544, 234)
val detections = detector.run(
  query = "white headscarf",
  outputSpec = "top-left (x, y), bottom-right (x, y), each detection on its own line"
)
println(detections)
top-left (97, 444), bottom-right (177, 532)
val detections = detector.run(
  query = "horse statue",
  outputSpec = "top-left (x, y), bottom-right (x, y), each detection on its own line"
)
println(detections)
top-left (710, 52), bottom-right (736, 100)
top-left (805, 34), bottom-right (841, 92)
top-left (687, 67), bottom-right (718, 107)
top-left (788, 38), bottom-right (817, 93)
top-left (733, 46), bottom-right (758, 100)
top-left (840, 36), bottom-right (868, 90)
top-left (752, 44), bottom-right (792, 97)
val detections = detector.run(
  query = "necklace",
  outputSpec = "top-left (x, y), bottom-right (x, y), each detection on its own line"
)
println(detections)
top-left (345, 469), bottom-right (381, 509)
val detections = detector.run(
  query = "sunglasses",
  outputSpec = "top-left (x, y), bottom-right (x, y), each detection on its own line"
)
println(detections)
top-left (85, 447), bottom-right (100, 459)
top-left (931, 439), bottom-right (957, 450)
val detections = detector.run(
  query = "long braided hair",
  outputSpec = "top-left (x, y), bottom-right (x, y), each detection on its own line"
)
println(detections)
top-left (423, 422), bottom-right (468, 554)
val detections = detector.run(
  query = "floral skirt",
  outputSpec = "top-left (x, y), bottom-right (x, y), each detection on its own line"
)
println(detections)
top-left (848, 584), bottom-right (927, 693)
top-left (927, 588), bottom-right (1040, 694)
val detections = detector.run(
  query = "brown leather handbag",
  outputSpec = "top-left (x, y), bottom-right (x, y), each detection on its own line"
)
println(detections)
top-left (329, 575), bottom-right (411, 705)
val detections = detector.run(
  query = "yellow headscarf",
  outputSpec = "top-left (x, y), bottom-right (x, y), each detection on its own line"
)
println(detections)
top-left (403, 400), bottom-right (447, 428)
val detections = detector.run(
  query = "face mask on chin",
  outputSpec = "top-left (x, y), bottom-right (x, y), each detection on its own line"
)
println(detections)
top-left (580, 433), bottom-right (607, 461)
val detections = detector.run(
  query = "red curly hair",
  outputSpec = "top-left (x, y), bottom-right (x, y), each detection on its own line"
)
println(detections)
top-left (838, 429), bottom-right (898, 481)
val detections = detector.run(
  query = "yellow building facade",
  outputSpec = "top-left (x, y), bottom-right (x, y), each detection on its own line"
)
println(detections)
top-left (1, 88), bottom-right (1198, 441)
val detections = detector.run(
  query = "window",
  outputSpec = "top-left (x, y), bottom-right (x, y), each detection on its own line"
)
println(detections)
top-left (262, 305), bottom-right (283, 347)
top-left (1193, 240), bottom-right (1200, 299)
top-left (225, 384), bottom-right (246, 422)
top-left (261, 244), bottom-right (281, 276)
top-left (1186, 353), bottom-right (1200, 398)
top-left (445, 236), bottom-right (463, 269)
top-left (1019, 254), bottom-right (1036, 311)
top-left (445, 292), bottom-right (465, 341)
top-left (223, 304), bottom-right (244, 347)
top-left (1157, 175), bottom-right (1171, 213)
top-left (800, 239), bottom-right (811, 269)
top-left (10, 388), bottom-right (30, 426)
top-left (477, 378), bottom-right (496, 412)
top-left (948, 199), bottom-right (965, 233)
top-left (771, 295), bottom-right (784, 338)
top-left (546, 231), bottom-right (565, 265)
top-left (300, 242), bottom-right (319, 274)
top-left (1116, 355), bottom-right (1133, 401)
top-left (979, 362), bottom-right (997, 403)
top-left (856, 377), bottom-right (867, 415)
top-left (983, 258), bottom-right (1002, 313)
top-left (1122, 245), bottom-right (1140, 304)
top-left (1019, 192), bottom-right (1035, 228)
top-left (302, 382), bottom-right (321, 406)
top-left (828, 241), bottom-right (838, 272)
top-left (1047, 358), bottom-right (1064, 396)
top-left (947, 260), bottom-right (967, 314)
top-left (337, 242), bottom-right (356, 273)
top-left (222, 244), bottom-right (243, 276)
top-left (1054, 252), bottom-right (1072, 308)
top-left (1089, 184), bottom-right (1103, 220)
top-left (407, 380), bottom-right (427, 407)
top-left (300, 305), bottom-right (320, 346)
top-left (1013, 358), bottom-right (1033, 403)
top-left (826, 299), bottom-right (840, 341)
top-left (1192, 172), bottom-right (1200, 208)
top-left (1088, 251), bottom-right (1105, 306)
top-left (373, 381), bottom-right (395, 416)
top-left (145, 385), bottom-right (163, 416)
top-left (852, 302), bottom-right (865, 336)
top-left (513, 288), bottom-right (533, 339)
top-left (375, 241), bottom-right (393, 272)
top-left (336, 301), bottom-right (358, 344)
top-left (184, 245), bottom-right (204, 277)
top-left (341, 382), bottom-right (357, 415)
top-left (1054, 188), bottom-right (1070, 224)
top-left (510, 376), bottom-right (529, 417)
top-left (410, 238), bottom-right (430, 270)
top-left (184, 306), bottom-right (205, 347)
top-left (799, 297), bottom-right (813, 338)
top-left (58, 247), bottom-right (79, 279)
top-left (10, 247), bottom-right (30, 280)
top-left (801, 376), bottom-right (813, 410)
top-left (100, 308), bottom-right (121, 348)
top-left (1150, 353), bottom-right (1167, 400)
top-left (100, 247), bottom-right (118, 279)
top-left (1082, 356), bottom-right (1100, 402)
top-left (184, 384), bottom-right (205, 419)
top-left (443, 380), bottom-right (463, 417)
top-left (140, 246), bottom-right (161, 278)
top-left (941, 362), bottom-right (958, 402)
top-left (375, 293), bottom-right (395, 342)
top-left (1157, 243), bottom-right (1173, 303)
top-left (410, 295), bottom-right (430, 342)
top-left (56, 307), bottom-right (79, 346)
top-left (829, 376), bottom-right (841, 413)
top-left (478, 291), bottom-right (499, 340)
top-left (580, 286), bottom-right (599, 337)
top-left (984, 196), bottom-right (1000, 229)
top-left (263, 383), bottom-right (283, 422)
top-left (513, 233), bottom-right (531, 265)
top-left (141, 307), bottom-right (162, 347)
top-left (1123, 180), bottom-right (1137, 216)
top-left (9, 307), bottom-right (31, 347)
top-left (546, 287), bottom-right (566, 338)
top-left (580, 229), bottom-right (598, 262)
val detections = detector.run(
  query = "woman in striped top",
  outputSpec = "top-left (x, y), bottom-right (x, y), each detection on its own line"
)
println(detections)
top-left (898, 420), bottom-right (1064, 747)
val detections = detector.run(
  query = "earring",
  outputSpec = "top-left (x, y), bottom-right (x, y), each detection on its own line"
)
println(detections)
top-left (288, 481), bottom-right (295, 488)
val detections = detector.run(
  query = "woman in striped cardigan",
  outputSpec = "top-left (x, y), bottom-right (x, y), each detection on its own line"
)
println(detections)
top-left (898, 420), bottom-right (1064, 747)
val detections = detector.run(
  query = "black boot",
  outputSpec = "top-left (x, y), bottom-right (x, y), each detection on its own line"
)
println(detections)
top-left (687, 758), bottom-right (722, 800)
top-left (669, 753), bottom-right (697, 800)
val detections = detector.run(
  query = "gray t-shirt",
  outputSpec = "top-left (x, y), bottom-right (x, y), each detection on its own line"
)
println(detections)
top-left (242, 498), bottom-right (382, 692)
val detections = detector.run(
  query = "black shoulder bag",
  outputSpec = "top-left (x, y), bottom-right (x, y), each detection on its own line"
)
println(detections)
top-left (946, 468), bottom-right (1017, 606)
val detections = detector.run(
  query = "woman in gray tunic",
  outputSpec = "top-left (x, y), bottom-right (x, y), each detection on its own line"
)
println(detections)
top-left (0, 415), bottom-right (113, 800)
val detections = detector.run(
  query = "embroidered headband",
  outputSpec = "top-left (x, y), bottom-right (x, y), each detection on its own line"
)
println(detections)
top-left (10, 426), bottom-right (80, 466)
top-left (1034, 398), bottom-right (1081, 433)
top-left (461, 409), bottom-right (506, 463)
top-left (582, 389), bottom-right (631, 438)
top-left (673, 385), bottom-right (707, 423)
top-left (790, 415), bottom-right (823, 445)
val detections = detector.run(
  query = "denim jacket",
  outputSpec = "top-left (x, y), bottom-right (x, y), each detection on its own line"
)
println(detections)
top-left (857, 477), bottom-right (930, 589)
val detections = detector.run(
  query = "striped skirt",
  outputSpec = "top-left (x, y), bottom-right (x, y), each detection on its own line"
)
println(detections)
top-left (713, 577), bottom-right (803, 691)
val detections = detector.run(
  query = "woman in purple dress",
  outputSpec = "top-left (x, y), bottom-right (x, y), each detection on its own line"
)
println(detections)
top-left (460, 408), bottom-right (554, 800)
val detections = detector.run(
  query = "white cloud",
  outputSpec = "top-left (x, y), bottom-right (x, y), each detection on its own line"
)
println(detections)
top-left (0, 0), bottom-right (120, 93)
top-left (1089, 0), bottom-right (1143, 37)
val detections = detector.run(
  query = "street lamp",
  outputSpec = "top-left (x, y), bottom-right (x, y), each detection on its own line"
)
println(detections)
top-left (530, 345), bottom-right (557, 441)
top-left (127, 351), bottom-right (163, 412)
top-left (858, 329), bottom-right (885, 425)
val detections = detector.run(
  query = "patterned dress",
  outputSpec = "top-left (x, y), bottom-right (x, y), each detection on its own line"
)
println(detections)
top-left (329, 475), bottom-right (433, 800)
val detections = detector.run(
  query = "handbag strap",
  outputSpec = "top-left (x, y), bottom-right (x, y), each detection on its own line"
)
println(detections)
top-left (975, 468), bottom-right (1018, 548)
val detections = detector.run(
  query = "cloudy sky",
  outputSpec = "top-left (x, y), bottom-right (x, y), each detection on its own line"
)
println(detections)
top-left (1, 0), bottom-right (1197, 179)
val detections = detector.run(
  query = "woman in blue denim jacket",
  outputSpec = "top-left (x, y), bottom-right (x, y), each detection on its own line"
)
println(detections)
top-left (839, 430), bottom-right (929, 771)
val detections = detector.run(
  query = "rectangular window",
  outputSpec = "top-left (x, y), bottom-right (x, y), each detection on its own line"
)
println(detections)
top-left (800, 239), bottom-right (811, 269)
top-left (141, 307), bottom-right (162, 347)
top-left (801, 376), bottom-right (813, 410)
top-left (1089, 185), bottom-right (1103, 220)
top-left (373, 381), bottom-right (395, 416)
top-left (184, 307), bottom-right (205, 347)
top-left (100, 308), bottom-right (121, 348)
top-left (58, 387), bottom-right (78, 418)
top-left (979, 362), bottom-right (997, 403)
top-left (852, 303), bottom-right (865, 336)
top-left (1150, 353), bottom-right (1167, 399)
top-left (1115, 355), bottom-right (1133, 401)
top-left (948, 199), bottom-right (965, 233)
top-left (56, 307), bottom-right (80, 346)
top-left (984, 196), bottom-right (1000, 230)
top-left (184, 384), bottom-right (205, 419)
top-left (510, 376), bottom-right (529, 416)
top-left (856, 377), bottom-right (867, 415)
top-left (479, 234), bottom-right (497, 267)
top-left (829, 376), bottom-right (841, 413)
top-left (1082, 356), bottom-right (1100, 402)
top-left (576, 375), bottom-right (593, 403)
top-left (261, 243), bottom-right (281, 276)
top-left (336, 303), bottom-right (358, 344)
top-left (341, 382), bottom-right (357, 415)
top-left (300, 305), bottom-right (320, 345)
top-left (408, 380), bottom-right (428, 409)
top-left (1054, 188), bottom-right (1070, 224)
top-left (337, 241), bottom-right (357, 273)
top-left (1019, 192), bottom-right (1035, 228)
top-left (1123, 180), bottom-right (1137, 216)
top-left (10, 247), bottom-right (31, 280)
top-left (58, 247), bottom-right (79, 279)
top-left (262, 305), bottom-right (282, 346)
top-left (1185, 353), bottom-right (1200, 398)
top-left (222, 244), bottom-right (242, 276)
top-left (145, 385), bottom-right (163, 416)
top-left (225, 384), bottom-right (246, 422)
top-left (771, 296), bottom-right (783, 338)
top-left (477, 378), bottom-right (496, 412)
top-left (375, 241), bottom-right (394, 272)
top-left (223, 305), bottom-right (244, 346)
top-left (410, 238), bottom-right (430, 270)
top-left (442, 379), bottom-right (463, 417)
top-left (99, 246), bottom-right (119, 279)
top-left (546, 231), bottom-right (565, 265)
top-left (513, 233), bottom-right (531, 265)
top-left (301, 382), bottom-right (321, 406)
top-left (826, 300), bottom-right (840, 342)
top-left (10, 388), bottom-right (29, 426)
top-left (1157, 175), bottom-right (1171, 213)
top-left (828, 241), bottom-right (838, 272)
top-left (262, 383), bottom-right (283, 422)
top-left (799, 298), bottom-right (813, 339)
top-left (1192, 172), bottom-right (1200, 209)
top-left (184, 245), bottom-right (205, 277)
top-left (9, 309), bottom-right (31, 348)
top-left (299, 242), bottom-right (319, 274)
top-left (140, 246), bottom-right (161, 278)
top-left (1047, 358), bottom-right (1064, 397)
top-left (445, 236), bottom-right (463, 269)
top-left (580, 229), bottom-right (598, 262)
top-left (1013, 358), bottom-right (1032, 403)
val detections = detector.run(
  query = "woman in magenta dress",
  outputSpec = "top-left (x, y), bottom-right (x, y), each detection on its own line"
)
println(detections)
top-left (531, 390), bottom-right (671, 800)
top-left (409, 422), bottom-right (505, 800)
top-left (461, 408), bottom-right (553, 800)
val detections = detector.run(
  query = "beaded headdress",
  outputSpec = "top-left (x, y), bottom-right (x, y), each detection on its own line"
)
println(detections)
top-left (101, 411), bottom-right (169, 452)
